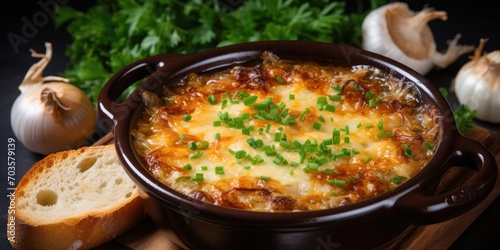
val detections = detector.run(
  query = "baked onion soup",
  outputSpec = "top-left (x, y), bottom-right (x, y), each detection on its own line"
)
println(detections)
top-left (131, 52), bottom-right (442, 212)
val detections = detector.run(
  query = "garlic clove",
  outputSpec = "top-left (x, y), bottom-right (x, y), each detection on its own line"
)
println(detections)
top-left (362, 2), bottom-right (474, 75)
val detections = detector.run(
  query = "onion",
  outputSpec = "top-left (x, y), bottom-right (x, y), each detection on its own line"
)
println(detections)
top-left (10, 42), bottom-right (96, 155)
top-left (454, 38), bottom-right (500, 124)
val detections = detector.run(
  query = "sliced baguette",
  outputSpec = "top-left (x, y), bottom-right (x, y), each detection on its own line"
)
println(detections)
top-left (8, 144), bottom-right (148, 250)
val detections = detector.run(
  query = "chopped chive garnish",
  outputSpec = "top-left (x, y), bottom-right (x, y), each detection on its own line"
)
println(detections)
top-left (215, 133), bottom-right (220, 140)
top-left (289, 94), bottom-right (295, 100)
top-left (208, 94), bottom-right (217, 104)
top-left (260, 175), bottom-right (271, 180)
top-left (191, 173), bottom-right (204, 182)
top-left (188, 141), bottom-right (197, 150)
top-left (183, 164), bottom-right (192, 170)
top-left (221, 99), bottom-right (228, 109)
top-left (275, 76), bottom-right (284, 84)
top-left (242, 127), bottom-right (251, 135)
top-left (215, 166), bottom-right (225, 175)
top-left (369, 97), bottom-right (382, 108)
top-left (365, 124), bottom-right (374, 129)
top-left (319, 116), bottom-right (326, 123)
top-left (390, 175), bottom-right (407, 184)
top-left (317, 97), bottom-right (327, 110)
top-left (364, 157), bottom-right (372, 163)
top-left (201, 166), bottom-right (208, 171)
top-left (377, 119), bottom-right (383, 130)
top-left (356, 123), bottom-right (362, 128)
top-left (423, 142), bottom-right (435, 150)
top-left (300, 108), bottom-right (310, 121)
top-left (244, 166), bottom-right (251, 170)
top-left (197, 141), bottom-right (209, 150)
top-left (182, 114), bottom-right (192, 121)
top-left (313, 122), bottom-right (322, 130)
top-left (243, 95), bottom-right (258, 106)
top-left (329, 94), bottom-right (342, 101)
top-left (377, 130), bottom-right (385, 138)
top-left (344, 137), bottom-right (350, 143)
top-left (402, 144), bottom-right (414, 158)
top-left (235, 150), bottom-right (247, 159)
top-left (327, 179), bottom-right (346, 187)
top-left (364, 91), bottom-right (373, 100)
top-left (189, 151), bottom-right (203, 159)
top-left (345, 125), bottom-right (350, 135)
top-left (213, 120), bottom-right (221, 127)
top-left (325, 104), bottom-right (336, 112)
top-left (331, 83), bottom-right (341, 92)
top-left (179, 134), bottom-right (186, 141)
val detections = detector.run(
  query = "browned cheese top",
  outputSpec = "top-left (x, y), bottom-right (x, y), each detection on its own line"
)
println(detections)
top-left (131, 52), bottom-right (442, 212)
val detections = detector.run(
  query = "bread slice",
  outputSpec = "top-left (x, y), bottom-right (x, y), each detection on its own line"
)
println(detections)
top-left (8, 144), bottom-right (148, 250)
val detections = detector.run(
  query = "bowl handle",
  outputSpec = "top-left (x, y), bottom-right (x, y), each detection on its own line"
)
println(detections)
top-left (393, 135), bottom-right (497, 224)
top-left (97, 53), bottom-right (182, 129)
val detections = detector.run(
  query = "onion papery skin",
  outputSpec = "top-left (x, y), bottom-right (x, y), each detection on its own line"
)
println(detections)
top-left (10, 83), bottom-right (97, 155)
top-left (454, 51), bottom-right (500, 124)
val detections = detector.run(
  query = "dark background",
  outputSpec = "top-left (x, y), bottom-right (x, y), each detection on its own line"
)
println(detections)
top-left (1, 1), bottom-right (499, 249)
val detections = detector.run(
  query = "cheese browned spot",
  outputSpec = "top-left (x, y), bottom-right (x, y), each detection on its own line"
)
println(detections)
top-left (131, 51), bottom-right (442, 212)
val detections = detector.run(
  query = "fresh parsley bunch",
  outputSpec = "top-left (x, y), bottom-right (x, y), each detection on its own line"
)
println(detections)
top-left (54, 0), bottom-right (385, 105)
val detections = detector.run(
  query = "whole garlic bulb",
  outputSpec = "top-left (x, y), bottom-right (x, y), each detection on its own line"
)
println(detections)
top-left (361, 2), bottom-right (474, 75)
top-left (454, 38), bottom-right (500, 124)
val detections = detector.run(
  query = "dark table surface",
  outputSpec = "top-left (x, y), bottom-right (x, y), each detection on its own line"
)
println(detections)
top-left (1, 1), bottom-right (500, 249)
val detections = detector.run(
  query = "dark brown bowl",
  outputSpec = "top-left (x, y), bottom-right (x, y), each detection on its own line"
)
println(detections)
top-left (97, 40), bottom-right (497, 250)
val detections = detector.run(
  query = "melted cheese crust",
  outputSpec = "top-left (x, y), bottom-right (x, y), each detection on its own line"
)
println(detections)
top-left (131, 52), bottom-right (442, 212)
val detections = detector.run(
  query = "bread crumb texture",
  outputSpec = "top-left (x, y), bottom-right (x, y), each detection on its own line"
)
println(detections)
top-left (16, 144), bottom-right (137, 224)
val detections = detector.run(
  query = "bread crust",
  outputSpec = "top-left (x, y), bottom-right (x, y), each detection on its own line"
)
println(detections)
top-left (8, 145), bottom-right (148, 250)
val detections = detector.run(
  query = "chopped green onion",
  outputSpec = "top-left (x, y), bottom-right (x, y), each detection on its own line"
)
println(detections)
top-left (402, 144), bottom-right (414, 158)
top-left (197, 141), bottom-right (209, 150)
top-left (377, 119), bottom-right (383, 130)
top-left (188, 141), bottom-right (197, 150)
top-left (260, 175), bottom-right (271, 181)
top-left (331, 83), bottom-right (341, 92)
top-left (364, 157), bottom-right (372, 163)
top-left (182, 114), bottom-right (192, 121)
top-left (179, 134), bottom-right (186, 141)
top-left (215, 166), bottom-right (225, 175)
top-left (365, 124), bottom-right (374, 129)
top-left (300, 108), bottom-right (310, 121)
top-left (423, 142), bottom-right (435, 150)
top-left (313, 122), bottom-right (322, 130)
top-left (364, 91), bottom-right (373, 100)
top-left (183, 164), bottom-right (192, 170)
top-left (235, 150), bottom-right (247, 159)
top-left (289, 94), bottom-right (295, 100)
top-left (325, 104), bottom-right (336, 112)
top-left (215, 133), bottom-right (220, 140)
top-left (243, 95), bottom-right (258, 106)
top-left (201, 166), bottom-right (208, 171)
top-left (275, 76), bottom-right (284, 84)
top-left (329, 94), bottom-right (342, 101)
top-left (213, 120), bottom-right (222, 127)
top-left (390, 175), bottom-right (407, 184)
top-left (191, 173), bottom-right (204, 182)
top-left (208, 94), bottom-right (217, 104)
top-left (189, 151), bottom-right (203, 159)
top-left (327, 179), bottom-right (346, 187)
